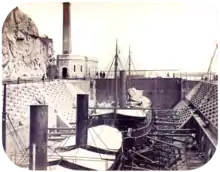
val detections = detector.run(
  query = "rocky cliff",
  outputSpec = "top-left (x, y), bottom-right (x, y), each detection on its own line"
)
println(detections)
top-left (2, 7), bottom-right (54, 80)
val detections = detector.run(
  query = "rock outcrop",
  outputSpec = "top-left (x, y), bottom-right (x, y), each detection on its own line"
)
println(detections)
top-left (2, 7), bottom-right (54, 80)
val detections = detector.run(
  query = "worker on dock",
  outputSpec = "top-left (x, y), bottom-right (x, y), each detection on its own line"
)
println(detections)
top-left (42, 74), bottom-right (45, 83)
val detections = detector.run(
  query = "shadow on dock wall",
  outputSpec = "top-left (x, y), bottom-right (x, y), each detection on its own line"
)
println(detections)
top-left (65, 80), bottom-right (90, 93)
top-left (181, 80), bottom-right (200, 98)
top-left (95, 78), bottom-right (199, 109)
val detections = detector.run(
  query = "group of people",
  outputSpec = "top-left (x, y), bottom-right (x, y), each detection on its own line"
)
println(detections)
top-left (15, 71), bottom-right (107, 84)
top-left (166, 73), bottom-right (176, 78)
top-left (96, 71), bottom-right (106, 79)
top-left (201, 74), bottom-right (218, 81)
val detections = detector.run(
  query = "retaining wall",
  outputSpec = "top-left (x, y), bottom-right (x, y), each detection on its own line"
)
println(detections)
top-left (96, 78), bottom-right (184, 109)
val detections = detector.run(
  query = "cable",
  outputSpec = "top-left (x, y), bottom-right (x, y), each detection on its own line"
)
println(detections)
top-left (91, 127), bottom-right (109, 150)
top-left (48, 146), bottom-right (63, 159)
top-left (17, 152), bottom-right (29, 167)
top-left (88, 129), bottom-right (102, 159)
top-left (6, 114), bottom-right (27, 156)
top-left (47, 129), bottom-right (75, 160)
top-left (5, 122), bottom-right (25, 160)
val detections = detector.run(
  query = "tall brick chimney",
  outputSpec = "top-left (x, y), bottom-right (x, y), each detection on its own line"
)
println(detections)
top-left (63, 2), bottom-right (72, 54)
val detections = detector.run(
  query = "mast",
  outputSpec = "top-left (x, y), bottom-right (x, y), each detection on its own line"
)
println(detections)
top-left (128, 44), bottom-right (131, 77)
top-left (114, 39), bottom-right (119, 119)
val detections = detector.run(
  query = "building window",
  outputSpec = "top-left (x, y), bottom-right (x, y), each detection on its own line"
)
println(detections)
top-left (74, 65), bottom-right (76, 72)
top-left (80, 65), bottom-right (83, 72)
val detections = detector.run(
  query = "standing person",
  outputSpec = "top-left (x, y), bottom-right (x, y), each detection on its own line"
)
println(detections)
top-left (96, 72), bottom-right (99, 78)
top-left (103, 71), bottom-right (106, 78)
top-left (42, 74), bottom-right (45, 83)
top-left (100, 71), bottom-right (103, 78)
top-left (17, 77), bottom-right (20, 84)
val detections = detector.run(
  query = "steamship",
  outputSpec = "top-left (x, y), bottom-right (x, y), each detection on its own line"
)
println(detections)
top-left (2, 2), bottom-right (218, 171)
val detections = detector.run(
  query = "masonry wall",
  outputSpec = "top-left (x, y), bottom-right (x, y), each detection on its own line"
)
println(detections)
top-left (96, 78), bottom-right (183, 109)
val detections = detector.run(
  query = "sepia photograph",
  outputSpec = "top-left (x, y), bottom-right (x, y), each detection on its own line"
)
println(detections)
top-left (1, 1), bottom-right (218, 171)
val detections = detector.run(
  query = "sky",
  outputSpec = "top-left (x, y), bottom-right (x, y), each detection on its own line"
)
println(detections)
top-left (18, 1), bottom-right (218, 72)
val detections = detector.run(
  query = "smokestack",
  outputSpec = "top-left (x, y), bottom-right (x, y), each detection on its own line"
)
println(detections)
top-left (63, 2), bottom-right (72, 54)
top-left (29, 105), bottom-right (48, 170)
top-left (76, 94), bottom-right (88, 148)
top-left (119, 70), bottom-right (126, 108)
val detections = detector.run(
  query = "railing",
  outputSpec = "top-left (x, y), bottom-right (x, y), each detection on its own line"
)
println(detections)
top-left (96, 70), bottom-right (217, 80)
top-left (2, 78), bottom-right (88, 85)
top-left (2, 70), bottom-right (218, 85)
top-left (2, 78), bottom-right (50, 85)
top-left (7, 151), bottom-right (112, 169)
